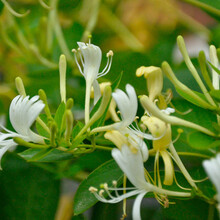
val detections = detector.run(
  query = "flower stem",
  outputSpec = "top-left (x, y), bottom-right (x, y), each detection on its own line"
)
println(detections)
top-left (85, 82), bottom-right (92, 130)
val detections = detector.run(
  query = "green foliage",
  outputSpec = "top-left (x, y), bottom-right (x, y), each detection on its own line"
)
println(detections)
top-left (0, 153), bottom-right (60, 220)
top-left (19, 148), bottom-right (73, 162)
top-left (54, 102), bottom-right (66, 130)
top-left (73, 159), bottom-right (123, 215)
top-left (188, 131), bottom-right (220, 150)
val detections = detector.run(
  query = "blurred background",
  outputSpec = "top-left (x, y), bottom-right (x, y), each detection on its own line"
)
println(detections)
top-left (0, 0), bottom-right (219, 219)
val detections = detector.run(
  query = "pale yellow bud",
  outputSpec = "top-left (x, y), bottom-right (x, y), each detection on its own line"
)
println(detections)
top-left (136, 66), bottom-right (163, 101)
top-left (141, 115), bottom-right (171, 151)
top-left (141, 116), bottom-right (166, 138)
top-left (104, 130), bottom-right (127, 150)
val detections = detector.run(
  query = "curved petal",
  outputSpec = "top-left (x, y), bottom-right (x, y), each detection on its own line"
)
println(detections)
top-left (112, 84), bottom-right (137, 129)
top-left (77, 42), bottom-right (102, 82)
top-left (112, 145), bottom-right (152, 190)
top-left (132, 191), bottom-right (147, 220)
top-left (9, 95), bottom-right (45, 143)
top-left (0, 139), bottom-right (17, 169)
top-left (203, 155), bottom-right (220, 202)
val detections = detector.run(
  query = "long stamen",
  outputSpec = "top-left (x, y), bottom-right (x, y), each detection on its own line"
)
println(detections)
top-left (78, 49), bottom-right (85, 67)
top-left (112, 180), bottom-right (120, 197)
top-left (72, 49), bottom-right (84, 75)
top-left (97, 56), bottom-right (113, 78)
top-left (97, 51), bottom-right (113, 78)
top-left (128, 124), bottom-right (157, 140)
top-left (98, 55), bottom-right (110, 75)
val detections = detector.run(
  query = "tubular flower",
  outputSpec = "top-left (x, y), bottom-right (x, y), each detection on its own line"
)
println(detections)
top-left (91, 84), bottom-right (138, 134)
top-left (73, 42), bottom-right (113, 125)
top-left (112, 84), bottom-right (138, 129)
top-left (203, 154), bottom-right (220, 212)
top-left (89, 144), bottom-right (191, 220)
top-left (0, 95), bottom-right (45, 166)
top-left (136, 66), bottom-right (163, 102)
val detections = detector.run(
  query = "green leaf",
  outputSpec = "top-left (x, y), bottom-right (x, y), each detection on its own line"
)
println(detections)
top-left (111, 71), bottom-right (123, 91)
top-left (19, 148), bottom-right (73, 162)
top-left (163, 198), bottom-right (218, 220)
top-left (188, 131), bottom-right (220, 150)
top-left (54, 102), bottom-right (66, 130)
top-left (72, 121), bottom-right (85, 139)
top-left (0, 153), bottom-right (60, 220)
top-left (73, 159), bottom-right (123, 215)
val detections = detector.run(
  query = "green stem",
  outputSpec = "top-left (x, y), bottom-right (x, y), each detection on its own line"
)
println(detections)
top-left (77, 144), bottom-right (112, 151)
top-left (85, 82), bottom-right (91, 129)
top-left (177, 152), bottom-right (211, 159)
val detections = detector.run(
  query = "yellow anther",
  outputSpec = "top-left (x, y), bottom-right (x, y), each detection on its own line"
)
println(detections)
top-left (177, 128), bottom-right (184, 134)
top-left (103, 183), bottom-right (108, 190)
top-left (112, 180), bottom-right (117, 186)
top-left (89, 187), bottom-right (98, 193)
top-left (99, 189), bottom-right (105, 197)
top-left (107, 50), bottom-right (114, 57)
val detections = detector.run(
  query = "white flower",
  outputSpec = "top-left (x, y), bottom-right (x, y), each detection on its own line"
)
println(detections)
top-left (90, 144), bottom-right (152, 220)
top-left (90, 144), bottom-right (191, 220)
top-left (73, 42), bottom-right (113, 103)
top-left (90, 84), bottom-right (138, 134)
top-left (0, 95), bottom-right (45, 167)
top-left (73, 42), bottom-right (113, 125)
top-left (112, 84), bottom-right (138, 129)
top-left (203, 154), bottom-right (220, 204)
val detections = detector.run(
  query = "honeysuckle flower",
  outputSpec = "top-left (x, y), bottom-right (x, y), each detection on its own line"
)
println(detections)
top-left (89, 144), bottom-right (191, 220)
top-left (140, 95), bottom-right (215, 136)
top-left (203, 154), bottom-right (220, 212)
top-left (72, 42), bottom-right (113, 125)
top-left (90, 84), bottom-right (138, 134)
top-left (136, 66), bottom-right (163, 102)
top-left (0, 95), bottom-right (45, 167)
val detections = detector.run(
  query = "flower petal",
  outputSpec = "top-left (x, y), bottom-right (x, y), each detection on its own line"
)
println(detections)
top-left (0, 139), bottom-right (17, 169)
top-left (112, 84), bottom-right (137, 129)
top-left (77, 42), bottom-right (102, 82)
top-left (112, 145), bottom-right (151, 190)
top-left (9, 95), bottom-right (45, 143)
top-left (132, 191), bottom-right (147, 220)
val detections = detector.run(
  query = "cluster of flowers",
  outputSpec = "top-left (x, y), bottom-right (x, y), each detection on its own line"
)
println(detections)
top-left (0, 37), bottom-right (220, 220)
